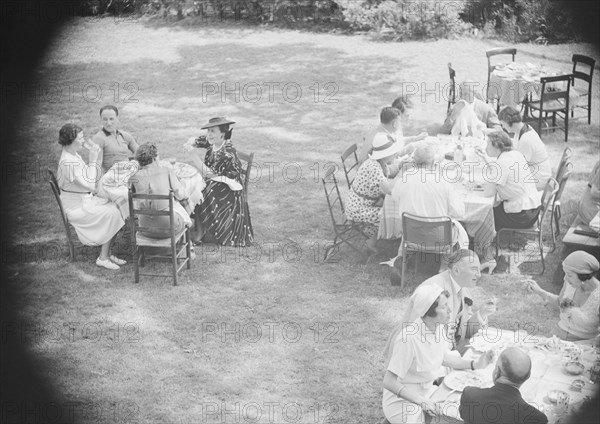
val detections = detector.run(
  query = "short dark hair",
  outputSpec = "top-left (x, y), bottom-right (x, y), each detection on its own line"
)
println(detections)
top-left (423, 290), bottom-right (450, 318)
top-left (500, 353), bottom-right (531, 385)
top-left (216, 124), bottom-right (233, 140)
top-left (99, 105), bottom-right (119, 116)
top-left (380, 106), bottom-right (401, 125)
top-left (391, 96), bottom-right (414, 114)
top-left (498, 106), bottom-right (522, 125)
top-left (487, 130), bottom-right (513, 152)
top-left (135, 143), bottom-right (158, 167)
top-left (58, 123), bottom-right (83, 146)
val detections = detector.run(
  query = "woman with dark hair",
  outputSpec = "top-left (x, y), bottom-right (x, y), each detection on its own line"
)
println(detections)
top-left (525, 251), bottom-right (600, 342)
top-left (129, 143), bottom-right (192, 239)
top-left (477, 130), bottom-right (541, 231)
top-left (189, 117), bottom-right (253, 247)
top-left (498, 106), bottom-right (550, 191)
top-left (56, 123), bottom-right (125, 270)
top-left (382, 284), bottom-right (493, 423)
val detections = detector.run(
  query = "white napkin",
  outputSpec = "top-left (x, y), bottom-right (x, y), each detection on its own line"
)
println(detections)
top-left (210, 176), bottom-right (243, 191)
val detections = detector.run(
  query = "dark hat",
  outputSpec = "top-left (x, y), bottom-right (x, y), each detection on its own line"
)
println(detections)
top-left (201, 117), bottom-right (236, 129)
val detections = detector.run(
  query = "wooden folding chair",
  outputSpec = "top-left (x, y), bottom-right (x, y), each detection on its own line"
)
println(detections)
top-left (486, 47), bottom-right (517, 106)
top-left (321, 165), bottom-right (369, 262)
top-left (128, 188), bottom-right (192, 285)
top-left (523, 74), bottom-right (572, 142)
top-left (340, 143), bottom-right (359, 189)
top-left (570, 54), bottom-right (595, 124)
top-left (47, 168), bottom-right (76, 261)
top-left (399, 213), bottom-right (454, 288)
top-left (236, 150), bottom-right (254, 194)
top-left (495, 178), bottom-right (559, 275)
top-left (550, 162), bottom-right (573, 244)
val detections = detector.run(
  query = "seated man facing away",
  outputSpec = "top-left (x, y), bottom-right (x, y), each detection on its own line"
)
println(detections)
top-left (459, 347), bottom-right (548, 424)
top-left (440, 79), bottom-right (501, 137)
top-left (391, 143), bottom-right (469, 251)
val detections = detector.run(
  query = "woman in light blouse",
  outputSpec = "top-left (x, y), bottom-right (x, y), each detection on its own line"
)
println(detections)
top-left (56, 123), bottom-right (125, 270)
top-left (498, 106), bottom-right (551, 191)
top-left (383, 284), bottom-right (493, 423)
top-left (477, 130), bottom-right (542, 231)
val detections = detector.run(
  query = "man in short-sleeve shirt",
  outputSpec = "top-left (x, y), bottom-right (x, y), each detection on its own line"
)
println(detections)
top-left (92, 105), bottom-right (139, 173)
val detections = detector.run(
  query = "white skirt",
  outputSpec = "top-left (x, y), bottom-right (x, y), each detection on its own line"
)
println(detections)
top-left (61, 192), bottom-right (124, 246)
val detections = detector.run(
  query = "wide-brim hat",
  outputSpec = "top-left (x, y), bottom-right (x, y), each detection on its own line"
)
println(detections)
top-left (370, 133), bottom-right (404, 160)
top-left (201, 117), bottom-right (236, 129)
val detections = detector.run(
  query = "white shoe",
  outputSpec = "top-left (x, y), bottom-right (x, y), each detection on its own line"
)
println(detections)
top-left (110, 255), bottom-right (127, 266)
top-left (96, 257), bottom-right (120, 270)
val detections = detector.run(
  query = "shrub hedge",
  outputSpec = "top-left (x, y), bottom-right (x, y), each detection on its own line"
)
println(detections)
top-left (77, 0), bottom-right (597, 43)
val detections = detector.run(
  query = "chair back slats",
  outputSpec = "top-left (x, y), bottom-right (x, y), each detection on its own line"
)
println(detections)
top-left (540, 75), bottom-right (572, 103)
top-left (236, 150), bottom-right (254, 194)
top-left (537, 178), bottom-right (559, 229)
top-left (486, 47), bottom-right (517, 73)
top-left (47, 168), bottom-right (76, 261)
top-left (572, 54), bottom-right (595, 85)
top-left (341, 143), bottom-right (359, 189)
top-left (555, 162), bottom-right (573, 201)
top-left (555, 148), bottom-right (572, 186)
top-left (128, 187), bottom-right (191, 285)
top-left (322, 166), bottom-right (345, 227)
top-left (402, 213), bottom-right (453, 249)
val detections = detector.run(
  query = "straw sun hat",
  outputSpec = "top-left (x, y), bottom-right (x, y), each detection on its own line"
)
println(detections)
top-left (370, 133), bottom-right (404, 160)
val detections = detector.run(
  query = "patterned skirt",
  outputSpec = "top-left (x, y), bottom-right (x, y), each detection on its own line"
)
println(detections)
top-left (196, 181), bottom-right (254, 247)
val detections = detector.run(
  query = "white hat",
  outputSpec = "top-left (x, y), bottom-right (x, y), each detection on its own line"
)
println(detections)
top-left (370, 133), bottom-right (404, 160)
top-left (406, 284), bottom-right (445, 322)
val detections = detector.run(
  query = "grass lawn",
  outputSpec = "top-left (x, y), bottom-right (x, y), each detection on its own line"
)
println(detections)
top-left (3, 18), bottom-right (600, 423)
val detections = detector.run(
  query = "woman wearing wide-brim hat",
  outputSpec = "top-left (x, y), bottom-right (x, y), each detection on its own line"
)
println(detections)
top-left (345, 133), bottom-right (405, 255)
top-left (188, 117), bottom-right (253, 247)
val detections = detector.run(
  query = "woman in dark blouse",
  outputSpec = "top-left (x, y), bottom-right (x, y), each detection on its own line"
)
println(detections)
top-left (190, 117), bottom-right (253, 247)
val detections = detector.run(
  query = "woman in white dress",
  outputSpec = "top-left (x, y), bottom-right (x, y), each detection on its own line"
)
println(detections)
top-left (56, 123), bottom-right (125, 270)
top-left (382, 284), bottom-right (494, 423)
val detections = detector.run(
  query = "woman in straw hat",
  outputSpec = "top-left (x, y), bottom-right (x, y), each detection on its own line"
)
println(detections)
top-left (525, 251), bottom-right (600, 342)
top-left (383, 284), bottom-right (494, 423)
top-left (346, 133), bottom-right (405, 254)
top-left (189, 117), bottom-right (253, 247)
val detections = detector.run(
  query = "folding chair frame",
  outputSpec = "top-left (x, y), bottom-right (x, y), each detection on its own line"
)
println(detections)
top-left (321, 166), bottom-right (369, 262)
top-left (495, 178), bottom-right (559, 275)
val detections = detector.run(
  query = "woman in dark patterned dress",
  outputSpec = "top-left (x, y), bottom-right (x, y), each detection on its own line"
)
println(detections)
top-left (190, 117), bottom-right (253, 247)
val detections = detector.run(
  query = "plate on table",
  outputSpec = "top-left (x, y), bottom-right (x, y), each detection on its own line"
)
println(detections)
top-left (444, 371), bottom-right (486, 392)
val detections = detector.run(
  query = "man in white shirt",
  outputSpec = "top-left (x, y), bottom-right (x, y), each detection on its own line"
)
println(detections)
top-left (440, 79), bottom-right (501, 137)
top-left (391, 143), bottom-right (470, 252)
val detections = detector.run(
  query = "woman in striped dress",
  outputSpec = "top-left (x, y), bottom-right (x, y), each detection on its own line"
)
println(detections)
top-left (190, 117), bottom-right (253, 247)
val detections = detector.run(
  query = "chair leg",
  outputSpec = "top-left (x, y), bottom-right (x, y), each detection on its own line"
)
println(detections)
top-left (400, 250), bottom-right (408, 289)
top-left (68, 239), bottom-right (75, 262)
top-left (133, 246), bottom-right (140, 284)
top-left (564, 110), bottom-right (569, 142)
top-left (538, 232), bottom-right (545, 275)
top-left (172, 240), bottom-right (178, 286)
top-left (185, 228), bottom-right (192, 269)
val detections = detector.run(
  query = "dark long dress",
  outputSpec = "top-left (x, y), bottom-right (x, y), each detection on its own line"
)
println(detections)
top-left (195, 141), bottom-right (254, 246)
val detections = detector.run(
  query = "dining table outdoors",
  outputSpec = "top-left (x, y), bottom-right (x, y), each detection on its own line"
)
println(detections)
top-left (159, 159), bottom-right (205, 214)
top-left (489, 62), bottom-right (564, 108)
top-left (429, 329), bottom-right (600, 424)
top-left (378, 135), bottom-right (497, 261)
